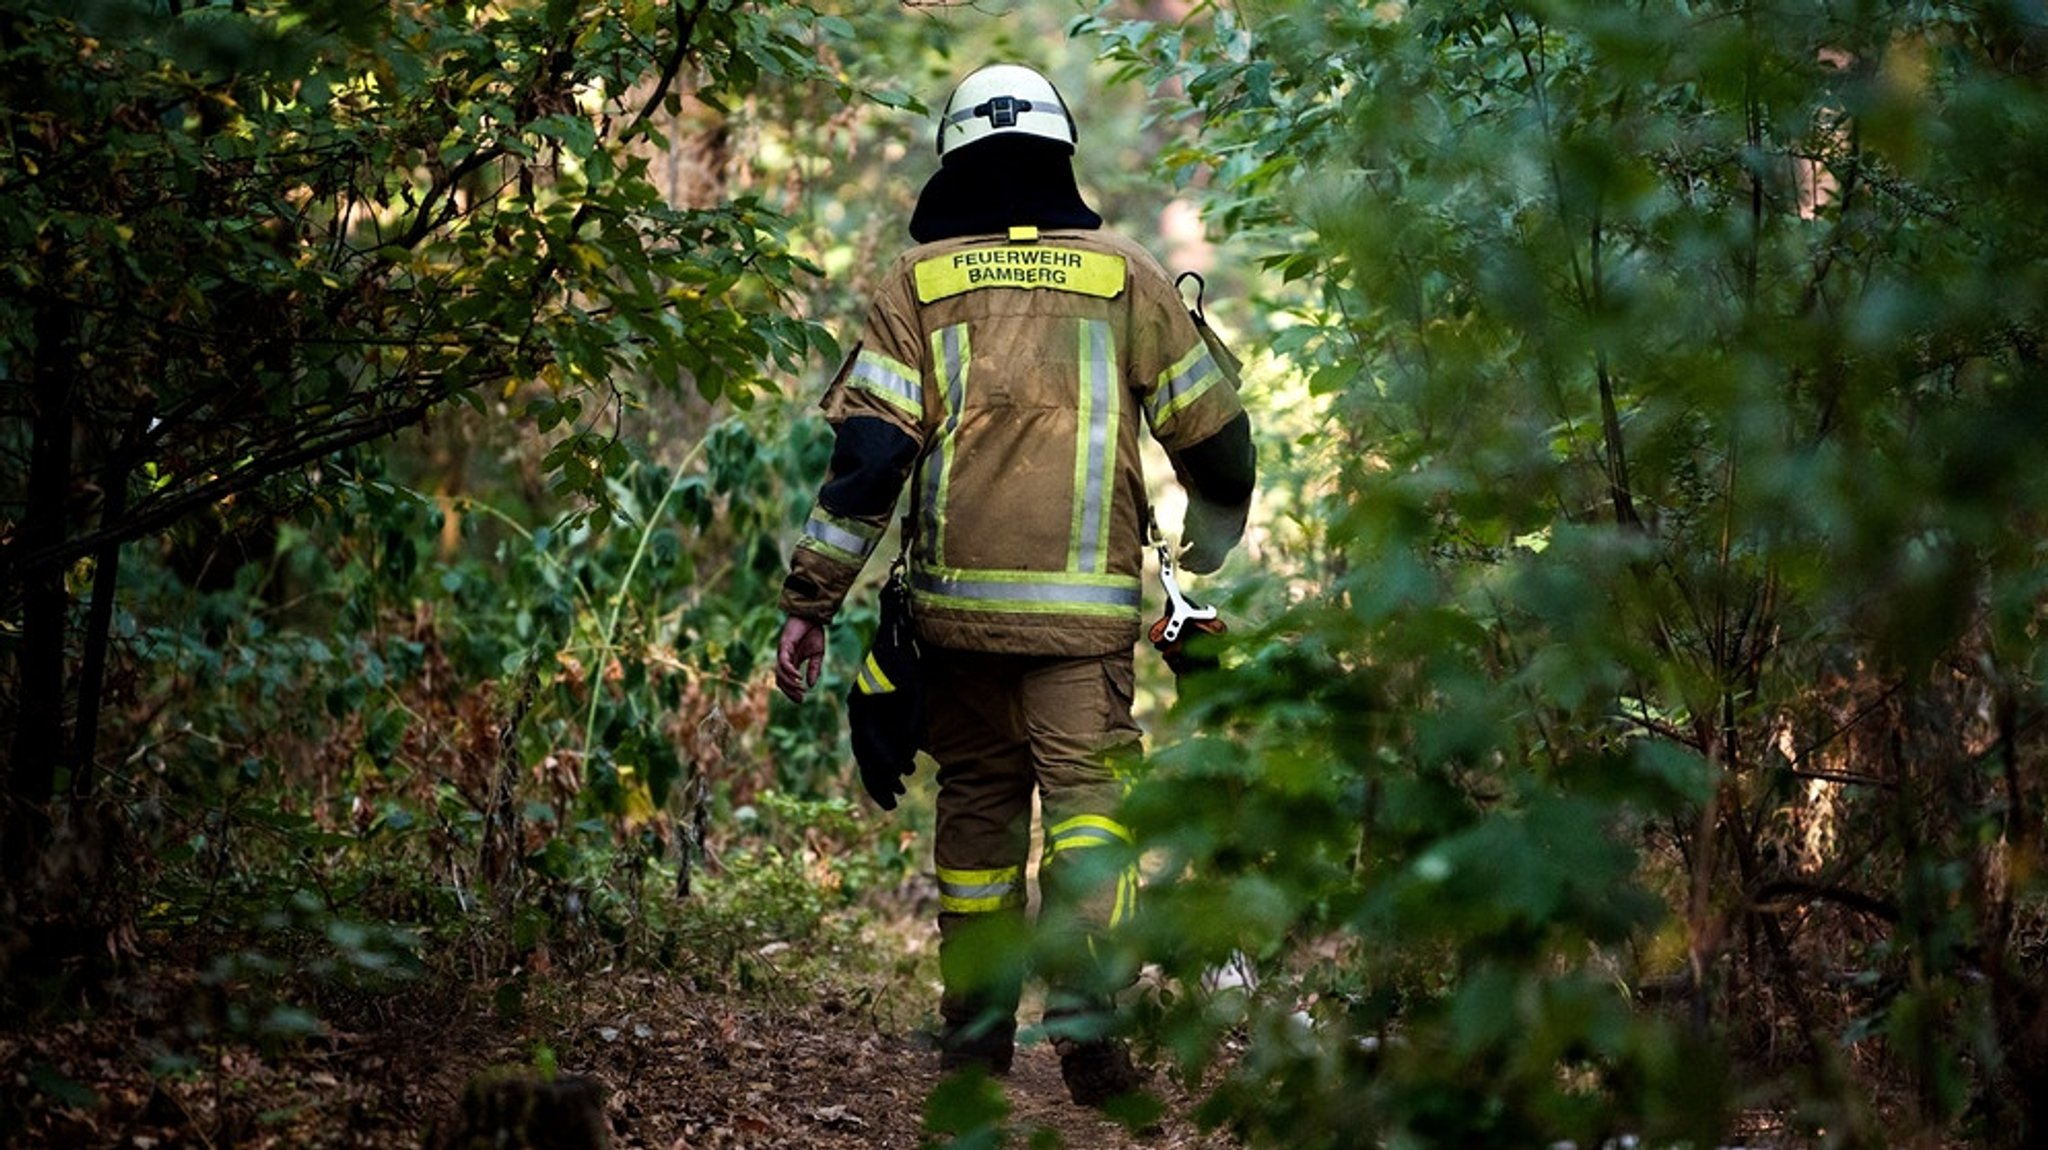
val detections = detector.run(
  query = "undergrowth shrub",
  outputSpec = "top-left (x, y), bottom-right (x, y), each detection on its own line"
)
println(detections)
top-left (53, 408), bottom-right (896, 1046)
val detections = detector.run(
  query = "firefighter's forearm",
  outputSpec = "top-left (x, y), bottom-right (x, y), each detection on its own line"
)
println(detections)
top-left (781, 491), bottom-right (887, 620)
top-left (780, 545), bottom-right (862, 623)
top-left (779, 416), bottom-right (922, 622)
top-left (1171, 413), bottom-right (1255, 575)
top-left (1170, 411), bottom-right (1255, 507)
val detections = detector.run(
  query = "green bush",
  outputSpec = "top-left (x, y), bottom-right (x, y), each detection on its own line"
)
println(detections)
top-left (1090, 1), bottom-right (2048, 1146)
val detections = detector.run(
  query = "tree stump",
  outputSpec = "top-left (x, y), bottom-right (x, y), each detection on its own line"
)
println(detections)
top-left (428, 1070), bottom-right (608, 1150)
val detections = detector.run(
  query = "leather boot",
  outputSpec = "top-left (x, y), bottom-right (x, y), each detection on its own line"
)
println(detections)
top-left (938, 1013), bottom-right (1016, 1075)
top-left (1043, 992), bottom-right (1147, 1107)
top-left (937, 908), bottom-right (1025, 1075)
top-left (1054, 1035), bottom-right (1146, 1107)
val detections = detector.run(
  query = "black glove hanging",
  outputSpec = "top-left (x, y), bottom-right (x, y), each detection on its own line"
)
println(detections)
top-left (846, 565), bottom-right (927, 810)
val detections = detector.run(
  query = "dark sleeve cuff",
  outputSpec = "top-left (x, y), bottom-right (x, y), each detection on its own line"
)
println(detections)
top-left (1170, 411), bottom-right (1255, 506)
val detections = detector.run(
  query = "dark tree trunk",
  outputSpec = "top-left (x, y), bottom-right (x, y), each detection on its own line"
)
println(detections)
top-left (4, 276), bottom-right (78, 887)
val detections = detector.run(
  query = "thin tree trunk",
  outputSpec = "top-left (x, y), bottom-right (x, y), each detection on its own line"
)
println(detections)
top-left (481, 657), bottom-right (541, 892)
top-left (71, 416), bottom-right (145, 801)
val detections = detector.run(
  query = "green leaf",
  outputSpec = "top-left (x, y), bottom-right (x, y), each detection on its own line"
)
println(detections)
top-left (922, 1068), bottom-right (1009, 1143)
top-left (28, 1062), bottom-right (101, 1111)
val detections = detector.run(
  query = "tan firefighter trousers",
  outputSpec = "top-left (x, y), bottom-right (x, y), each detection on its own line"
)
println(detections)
top-left (925, 645), bottom-right (1143, 1038)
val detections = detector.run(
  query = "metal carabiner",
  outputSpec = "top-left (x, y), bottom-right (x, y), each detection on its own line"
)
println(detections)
top-left (1152, 523), bottom-right (1218, 646)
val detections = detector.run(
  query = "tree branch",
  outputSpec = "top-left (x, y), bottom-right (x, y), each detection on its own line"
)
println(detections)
top-left (621, 0), bottom-right (714, 145)
top-left (1751, 878), bottom-right (1899, 923)
top-left (0, 376), bottom-right (496, 590)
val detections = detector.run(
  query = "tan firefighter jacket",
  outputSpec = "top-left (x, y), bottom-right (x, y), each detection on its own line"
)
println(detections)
top-left (780, 226), bottom-right (1249, 657)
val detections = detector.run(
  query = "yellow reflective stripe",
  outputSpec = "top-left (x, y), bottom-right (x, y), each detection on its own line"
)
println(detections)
top-left (911, 567), bottom-right (1141, 620)
top-left (1045, 814), bottom-right (1134, 858)
top-left (1048, 813), bottom-right (1133, 842)
top-left (847, 349), bottom-right (923, 417)
top-left (914, 247), bottom-right (1127, 303)
top-left (939, 865), bottom-right (1023, 886)
top-left (855, 651), bottom-right (895, 695)
top-left (941, 892), bottom-right (1022, 913)
top-left (1147, 342), bottom-right (1222, 429)
top-left (937, 865), bottom-right (1025, 914)
top-left (1110, 865), bottom-right (1140, 929)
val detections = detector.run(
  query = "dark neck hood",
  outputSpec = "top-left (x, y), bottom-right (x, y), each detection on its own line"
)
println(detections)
top-left (908, 135), bottom-right (1103, 244)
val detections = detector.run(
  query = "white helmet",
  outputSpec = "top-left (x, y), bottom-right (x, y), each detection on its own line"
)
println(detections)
top-left (935, 64), bottom-right (1078, 157)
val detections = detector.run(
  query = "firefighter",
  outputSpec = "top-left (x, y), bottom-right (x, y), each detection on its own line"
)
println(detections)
top-left (772, 62), bottom-right (1255, 1107)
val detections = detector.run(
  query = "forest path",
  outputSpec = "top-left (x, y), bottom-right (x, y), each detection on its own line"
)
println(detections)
top-left (533, 973), bottom-right (1233, 1149)
top-left (1, 963), bottom-right (1236, 1148)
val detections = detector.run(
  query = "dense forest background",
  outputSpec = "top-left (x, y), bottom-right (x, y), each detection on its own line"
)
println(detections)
top-left (4, 1), bottom-right (2047, 1147)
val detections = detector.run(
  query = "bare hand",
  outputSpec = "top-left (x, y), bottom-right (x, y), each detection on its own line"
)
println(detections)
top-left (775, 615), bottom-right (827, 703)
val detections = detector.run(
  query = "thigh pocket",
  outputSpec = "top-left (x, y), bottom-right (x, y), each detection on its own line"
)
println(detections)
top-left (1028, 655), bottom-right (1141, 775)
top-left (1090, 655), bottom-right (1143, 761)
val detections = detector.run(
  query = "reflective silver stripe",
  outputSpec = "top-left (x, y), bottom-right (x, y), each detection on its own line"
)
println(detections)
top-left (912, 568), bottom-right (1141, 613)
top-left (848, 350), bottom-right (922, 417)
top-left (1148, 344), bottom-right (1221, 429)
top-left (1071, 320), bottom-right (1115, 574)
top-left (800, 512), bottom-right (880, 562)
top-left (941, 879), bottom-right (1013, 901)
top-left (922, 324), bottom-right (968, 563)
top-left (937, 865), bottom-right (1025, 913)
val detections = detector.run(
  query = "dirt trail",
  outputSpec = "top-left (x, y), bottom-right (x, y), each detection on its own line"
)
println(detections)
top-left (506, 975), bottom-right (1234, 1148)
top-left (2, 968), bottom-right (1235, 1148)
